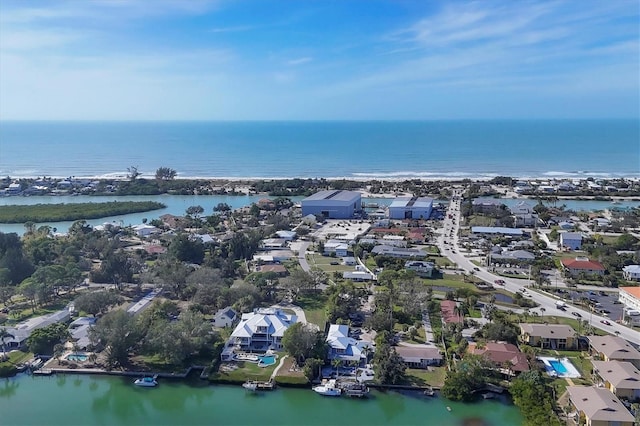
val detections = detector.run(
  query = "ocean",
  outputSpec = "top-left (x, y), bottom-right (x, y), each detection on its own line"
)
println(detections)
top-left (0, 120), bottom-right (638, 180)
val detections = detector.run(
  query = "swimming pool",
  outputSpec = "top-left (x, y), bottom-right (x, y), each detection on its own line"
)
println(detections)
top-left (258, 355), bottom-right (276, 367)
top-left (65, 353), bottom-right (88, 362)
top-left (539, 357), bottom-right (581, 378)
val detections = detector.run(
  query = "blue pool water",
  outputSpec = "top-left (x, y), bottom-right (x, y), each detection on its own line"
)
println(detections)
top-left (66, 354), bottom-right (88, 362)
top-left (549, 360), bottom-right (568, 374)
top-left (258, 355), bottom-right (276, 367)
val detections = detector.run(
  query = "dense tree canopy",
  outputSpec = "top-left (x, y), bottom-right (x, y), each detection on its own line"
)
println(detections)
top-left (282, 322), bottom-right (326, 365)
top-left (510, 370), bottom-right (562, 426)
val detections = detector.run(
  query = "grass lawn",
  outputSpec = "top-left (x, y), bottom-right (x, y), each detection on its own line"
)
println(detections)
top-left (210, 360), bottom-right (278, 383)
top-left (296, 294), bottom-right (327, 328)
top-left (404, 367), bottom-right (447, 387)
top-left (1, 351), bottom-right (33, 366)
top-left (433, 257), bottom-right (454, 268)
top-left (306, 253), bottom-right (353, 273)
top-left (274, 356), bottom-right (308, 385)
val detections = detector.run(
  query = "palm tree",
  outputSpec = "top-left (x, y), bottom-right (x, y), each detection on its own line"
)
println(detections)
top-left (332, 358), bottom-right (342, 379)
top-left (540, 307), bottom-right (546, 320)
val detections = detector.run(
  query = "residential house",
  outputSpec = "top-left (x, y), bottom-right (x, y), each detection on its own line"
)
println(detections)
top-left (560, 232), bottom-right (583, 250)
top-left (567, 386), bottom-right (635, 426)
top-left (592, 361), bottom-right (640, 401)
top-left (225, 308), bottom-right (297, 357)
top-left (1, 310), bottom-right (71, 350)
top-left (324, 241), bottom-right (350, 257)
top-left (252, 250), bottom-right (295, 263)
top-left (132, 224), bottom-right (159, 237)
top-left (490, 250), bottom-right (535, 264)
top-left (395, 345), bottom-right (443, 368)
top-left (589, 335), bottom-right (640, 369)
top-left (371, 245), bottom-right (427, 258)
top-left (622, 267), bottom-right (640, 282)
top-left (342, 257), bottom-right (357, 266)
top-left (619, 287), bottom-right (640, 313)
top-left (440, 300), bottom-right (463, 325)
top-left (472, 199), bottom-right (505, 214)
top-left (68, 317), bottom-right (97, 350)
top-left (326, 324), bottom-right (372, 364)
top-left (510, 201), bottom-right (538, 227)
top-left (468, 341), bottom-right (529, 376)
top-left (275, 230), bottom-right (297, 241)
top-left (343, 270), bottom-right (375, 282)
top-left (519, 323), bottom-right (577, 350)
top-left (261, 238), bottom-right (289, 250)
top-left (404, 260), bottom-right (435, 278)
top-left (212, 307), bottom-right (238, 328)
top-left (561, 257), bottom-right (605, 277)
top-left (255, 264), bottom-right (288, 276)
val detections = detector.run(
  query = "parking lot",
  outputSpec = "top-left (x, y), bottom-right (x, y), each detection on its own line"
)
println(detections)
top-left (561, 289), bottom-right (624, 322)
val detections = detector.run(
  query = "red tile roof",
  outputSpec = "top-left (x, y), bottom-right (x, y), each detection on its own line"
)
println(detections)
top-left (469, 341), bottom-right (530, 372)
top-left (561, 258), bottom-right (605, 271)
top-left (440, 300), bottom-right (463, 324)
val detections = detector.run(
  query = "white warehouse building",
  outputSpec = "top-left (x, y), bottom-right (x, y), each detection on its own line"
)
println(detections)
top-left (301, 190), bottom-right (362, 219)
top-left (388, 196), bottom-right (433, 220)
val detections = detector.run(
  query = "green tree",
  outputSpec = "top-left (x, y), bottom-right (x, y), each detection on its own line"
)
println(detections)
top-left (155, 167), bottom-right (177, 181)
top-left (27, 323), bottom-right (69, 355)
top-left (74, 291), bottom-right (121, 317)
top-left (282, 322), bottom-right (326, 365)
top-left (510, 370), bottom-right (562, 426)
top-left (89, 310), bottom-right (140, 367)
top-left (168, 234), bottom-right (205, 264)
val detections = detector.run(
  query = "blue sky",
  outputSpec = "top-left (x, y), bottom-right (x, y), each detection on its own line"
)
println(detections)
top-left (0, 0), bottom-right (638, 120)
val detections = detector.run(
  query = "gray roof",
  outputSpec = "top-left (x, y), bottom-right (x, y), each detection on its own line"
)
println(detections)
top-left (389, 196), bottom-right (433, 208)
top-left (491, 250), bottom-right (535, 261)
top-left (588, 335), bottom-right (640, 360)
top-left (471, 227), bottom-right (524, 236)
top-left (303, 190), bottom-right (361, 202)
top-left (592, 360), bottom-right (640, 390)
top-left (520, 323), bottom-right (576, 339)
top-left (568, 386), bottom-right (634, 423)
top-left (561, 232), bottom-right (583, 240)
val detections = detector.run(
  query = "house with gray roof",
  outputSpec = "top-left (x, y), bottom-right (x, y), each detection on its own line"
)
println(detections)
top-left (519, 323), bottom-right (577, 350)
top-left (560, 232), bottom-right (583, 250)
top-left (395, 345), bottom-right (443, 368)
top-left (371, 245), bottom-right (427, 258)
top-left (567, 386), bottom-right (635, 426)
top-left (589, 335), bottom-right (640, 369)
top-left (212, 307), bottom-right (238, 328)
top-left (592, 360), bottom-right (640, 401)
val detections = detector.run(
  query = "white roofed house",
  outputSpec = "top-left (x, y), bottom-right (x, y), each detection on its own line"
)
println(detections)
top-left (222, 308), bottom-right (297, 360)
top-left (510, 201), bottom-right (538, 227)
top-left (132, 224), bottom-right (159, 237)
top-left (326, 324), bottom-right (372, 365)
top-left (622, 265), bottom-right (640, 281)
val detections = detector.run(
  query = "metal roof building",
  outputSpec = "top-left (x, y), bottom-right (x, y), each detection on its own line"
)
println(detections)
top-left (388, 196), bottom-right (433, 220)
top-left (301, 190), bottom-right (362, 219)
top-left (471, 226), bottom-right (524, 236)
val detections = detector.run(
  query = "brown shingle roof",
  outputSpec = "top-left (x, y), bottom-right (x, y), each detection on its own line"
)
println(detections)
top-left (568, 386), bottom-right (634, 423)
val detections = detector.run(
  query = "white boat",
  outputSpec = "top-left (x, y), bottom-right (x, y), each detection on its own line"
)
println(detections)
top-left (134, 375), bottom-right (158, 387)
top-left (312, 379), bottom-right (342, 397)
top-left (242, 381), bottom-right (258, 392)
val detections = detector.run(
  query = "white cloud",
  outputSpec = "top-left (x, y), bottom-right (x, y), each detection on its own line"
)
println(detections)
top-left (286, 57), bottom-right (312, 66)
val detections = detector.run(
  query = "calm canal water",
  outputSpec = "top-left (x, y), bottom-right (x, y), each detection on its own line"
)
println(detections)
top-left (0, 374), bottom-right (522, 426)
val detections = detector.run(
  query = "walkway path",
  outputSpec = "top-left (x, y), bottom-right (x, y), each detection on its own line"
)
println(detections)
top-left (270, 355), bottom-right (288, 380)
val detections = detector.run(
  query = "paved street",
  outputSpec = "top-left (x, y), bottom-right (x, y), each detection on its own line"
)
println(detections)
top-left (436, 189), bottom-right (640, 346)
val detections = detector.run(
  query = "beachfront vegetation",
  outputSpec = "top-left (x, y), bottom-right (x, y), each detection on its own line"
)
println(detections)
top-left (0, 201), bottom-right (165, 223)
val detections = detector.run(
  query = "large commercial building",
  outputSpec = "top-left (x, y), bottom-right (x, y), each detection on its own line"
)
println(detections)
top-left (301, 190), bottom-right (362, 219)
top-left (388, 196), bottom-right (433, 220)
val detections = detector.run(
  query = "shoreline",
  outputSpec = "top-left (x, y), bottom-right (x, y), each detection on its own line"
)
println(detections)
top-left (5, 173), bottom-right (640, 182)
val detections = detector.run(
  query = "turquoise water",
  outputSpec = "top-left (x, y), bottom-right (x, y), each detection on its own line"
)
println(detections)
top-left (1, 120), bottom-right (637, 179)
top-left (258, 355), bottom-right (276, 367)
top-left (0, 194), bottom-right (637, 235)
top-left (0, 374), bottom-right (523, 426)
top-left (548, 360), bottom-right (568, 374)
top-left (65, 354), bottom-right (88, 362)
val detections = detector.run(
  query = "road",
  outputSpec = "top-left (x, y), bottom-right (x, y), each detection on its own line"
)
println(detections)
top-left (436, 189), bottom-right (640, 346)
